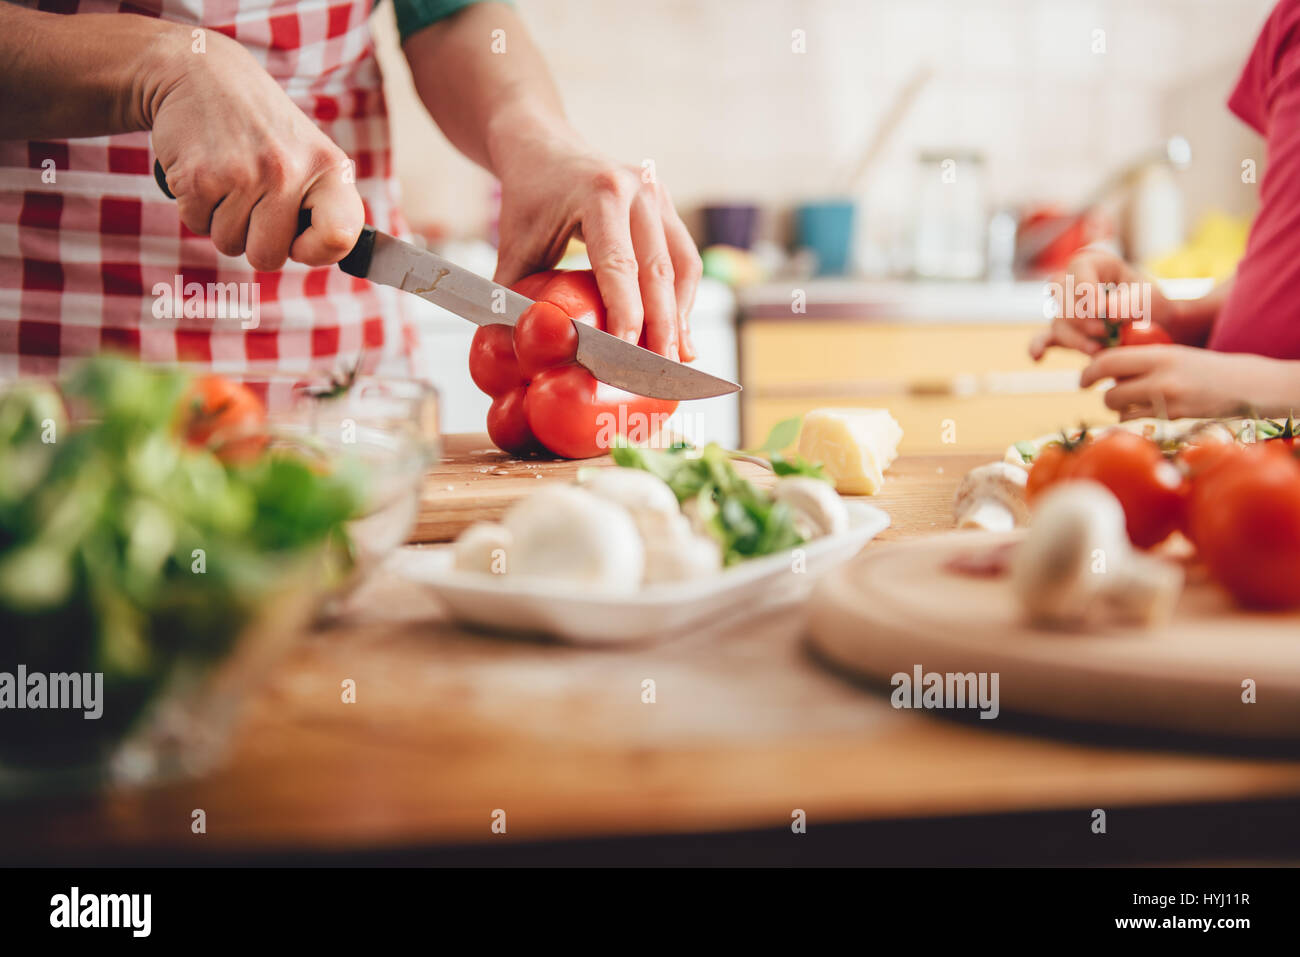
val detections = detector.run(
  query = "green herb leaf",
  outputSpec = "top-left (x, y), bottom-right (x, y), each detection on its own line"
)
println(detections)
top-left (753, 416), bottom-right (803, 454)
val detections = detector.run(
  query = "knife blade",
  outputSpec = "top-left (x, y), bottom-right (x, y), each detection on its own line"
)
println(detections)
top-left (355, 229), bottom-right (741, 401)
top-left (152, 160), bottom-right (741, 401)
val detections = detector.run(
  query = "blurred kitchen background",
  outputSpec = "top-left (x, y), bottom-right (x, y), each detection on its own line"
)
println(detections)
top-left (373, 0), bottom-right (1271, 450)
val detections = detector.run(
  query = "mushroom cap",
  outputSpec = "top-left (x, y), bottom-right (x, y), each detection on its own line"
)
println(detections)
top-left (1010, 481), bottom-right (1132, 625)
top-left (452, 521), bottom-right (513, 575)
top-left (772, 476), bottom-right (850, 539)
top-left (502, 484), bottom-right (645, 592)
top-left (579, 467), bottom-right (680, 517)
top-left (954, 462), bottom-right (1030, 527)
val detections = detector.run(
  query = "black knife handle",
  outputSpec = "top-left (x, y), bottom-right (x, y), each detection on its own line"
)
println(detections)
top-left (152, 158), bottom-right (375, 278)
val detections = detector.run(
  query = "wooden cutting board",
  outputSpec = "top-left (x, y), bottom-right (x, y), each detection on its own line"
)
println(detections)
top-left (412, 433), bottom-right (774, 543)
top-left (808, 529), bottom-right (1300, 739)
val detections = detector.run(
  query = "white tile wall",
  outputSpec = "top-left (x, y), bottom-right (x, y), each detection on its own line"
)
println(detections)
top-left (373, 0), bottom-right (1274, 239)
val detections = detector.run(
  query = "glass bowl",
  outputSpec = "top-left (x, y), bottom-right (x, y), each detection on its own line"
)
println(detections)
top-left (0, 368), bottom-right (440, 795)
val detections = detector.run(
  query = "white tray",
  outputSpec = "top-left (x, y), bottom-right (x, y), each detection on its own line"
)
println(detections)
top-left (402, 501), bottom-right (890, 644)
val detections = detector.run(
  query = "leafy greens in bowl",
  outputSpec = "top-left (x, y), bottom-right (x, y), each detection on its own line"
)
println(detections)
top-left (0, 357), bottom-right (435, 792)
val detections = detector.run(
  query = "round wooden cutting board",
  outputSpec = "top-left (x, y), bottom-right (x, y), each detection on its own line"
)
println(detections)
top-left (808, 530), bottom-right (1300, 739)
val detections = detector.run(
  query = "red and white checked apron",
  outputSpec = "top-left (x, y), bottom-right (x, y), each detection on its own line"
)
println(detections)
top-left (0, 0), bottom-right (418, 379)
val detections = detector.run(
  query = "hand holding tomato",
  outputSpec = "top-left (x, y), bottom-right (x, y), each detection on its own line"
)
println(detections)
top-left (1029, 249), bottom-right (1182, 360)
top-left (489, 126), bottom-right (701, 362)
top-left (469, 269), bottom-right (678, 459)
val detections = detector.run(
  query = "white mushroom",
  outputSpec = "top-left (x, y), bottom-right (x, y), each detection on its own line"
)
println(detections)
top-left (772, 477), bottom-right (850, 539)
top-left (639, 510), bottom-right (722, 583)
top-left (500, 484), bottom-right (644, 593)
top-left (578, 467), bottom-right (680, 518)
top-left (579, 468), bottom-right (721, 582)
top-left (452, 521), bottom-right (512, 575)
top-left (954, 462), bottom-right (1030, 532)
top-left (1011, 481), bottom-right (1183, 629)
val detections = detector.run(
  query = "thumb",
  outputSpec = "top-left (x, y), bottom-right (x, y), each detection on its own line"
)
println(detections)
top-left (293, 168), bottom-right (365, 267)
top-left (492, 231), bottom-right (544, 289)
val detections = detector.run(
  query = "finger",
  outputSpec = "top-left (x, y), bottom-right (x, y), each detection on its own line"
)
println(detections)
top-left (1118, 401), bottom-right (1156, 421)
top-left (629, 189), bottom-right (678, 360)
top-left (659, 191), bottom-right (701, 362)
top-left (1056, 258), bottom-right (1109, 336)
top-left (1029, 328), bottom-right (1052, 361)
top-left (245, 188), bottom-right (301, 272)
top-left (1051, 316), bottom-right (1104, 356)
top-left (176, 193), bottom-right (219, 240)
top-left (1103, 375), bottom-right (1162, 416)
top-left (1079, 345), bottom-right (1168, 388)
top-left (292, 167), bottom-right (365, 267)
top-left (170, 162), bottom-right (229, 239)
top-left (493, 221), bottom-right (561, 290)
top-left (582, 183), bottom-right (644, 344)
top-left (208, 190), bottom-right (258, 258)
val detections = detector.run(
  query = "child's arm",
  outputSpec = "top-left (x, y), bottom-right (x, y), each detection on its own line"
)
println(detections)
top-left (1163, 279), bottom-right (1234, 348)
top-left (1080, 345), bottom-right (1299, 420)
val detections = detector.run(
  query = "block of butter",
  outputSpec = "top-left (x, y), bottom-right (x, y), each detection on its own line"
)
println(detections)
top-left (797, 408), bottom-right (903, 495)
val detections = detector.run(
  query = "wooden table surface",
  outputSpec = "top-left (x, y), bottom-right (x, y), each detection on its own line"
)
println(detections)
top-left (5, 435), bottom-right (1300, 865)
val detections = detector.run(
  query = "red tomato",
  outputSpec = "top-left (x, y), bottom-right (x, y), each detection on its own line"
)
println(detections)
top-left (485, 385), bottom-right (540, 456)
top-left (1025, 432), bottom-right (1091, 503)
top-left (468, 324), bottom-right (524, 398)
top-left (1176, 440), bottom-right (1244, 542)
top-left (1177, 440), bottom-right (1241, 482)
top-left (1190, 444), bottom-right (1300, 609)
top-left (1065, 431), bottom-right (1185, 548)
top-left (513, 300), bottom-right (580, 380)
top-left (468, 269), bottom-right (678, 459)
top-left (1118, 321), bottom-right (1173, 346)
top-left (178, 375), bottom-right (267, 465)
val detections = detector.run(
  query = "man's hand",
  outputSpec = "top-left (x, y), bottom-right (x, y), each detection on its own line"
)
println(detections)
top-left (0, 8), bottom-right (363, 271)
top-left (1029, 249), bottom-right (1181, 360)
top-left (1080, 344), bottom-right (1299, 419)
top-left (491, 132), bottom-right (700, 362)
top-left (149, 27), bottom-right (364, 270)
top-left (402, 3), bottom-right (701, 362)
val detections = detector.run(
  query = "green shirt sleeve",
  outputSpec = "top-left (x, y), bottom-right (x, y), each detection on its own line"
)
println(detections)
top-left (389, 0), bottom-right (504, 43)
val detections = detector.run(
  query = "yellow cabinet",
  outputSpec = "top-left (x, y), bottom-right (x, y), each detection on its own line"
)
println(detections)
top-left (740, 320), bottom-right (1111, 453)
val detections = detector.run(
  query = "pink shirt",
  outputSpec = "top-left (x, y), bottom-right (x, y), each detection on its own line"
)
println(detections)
top-left (1211, 0), bottom-right (1300, 356)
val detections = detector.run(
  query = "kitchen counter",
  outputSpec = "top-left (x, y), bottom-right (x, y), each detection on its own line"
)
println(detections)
top-left (5, 435), bottom-right (1300, 866)
top-left (739, 279), bottom-right (1052, 322)
top-left (736, 277), bottom-right (1217, 323)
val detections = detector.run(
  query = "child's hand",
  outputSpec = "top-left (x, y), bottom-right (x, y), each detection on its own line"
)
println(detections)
top-left (1080, 345), bottom-right (1298, 419)
top-left (1029, 249), bottom-right (1179, 360)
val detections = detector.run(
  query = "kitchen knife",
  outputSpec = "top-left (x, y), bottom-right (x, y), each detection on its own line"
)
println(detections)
top-left (153, 161), bottom-right (741, 401)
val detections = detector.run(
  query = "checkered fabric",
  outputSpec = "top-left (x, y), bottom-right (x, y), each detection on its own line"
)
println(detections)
top-left (0, 0), bottom-right (418, 379)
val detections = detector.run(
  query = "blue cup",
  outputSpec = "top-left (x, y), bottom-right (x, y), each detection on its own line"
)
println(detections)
top-left (795, 200), bottom-right (856, 276)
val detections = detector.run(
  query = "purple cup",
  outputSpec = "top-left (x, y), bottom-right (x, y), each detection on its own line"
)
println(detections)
top-left (702, 204), bottom-right (761, 250)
